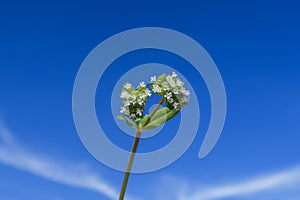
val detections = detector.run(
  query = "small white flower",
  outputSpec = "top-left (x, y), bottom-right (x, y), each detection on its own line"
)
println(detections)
top-left (185, 90), bottom-right (190, 96)
top-left (166, 76), bottom-right (175, 87)
top-left (140, 94), bottom-right (146, 99)
top-left (168, 98), bottom-right (174, 103)
top-left (165, 92), bottom-right (172, 99)
top-left (139, 81), bottom-right (146, 88)
top-left (137, 98), bottom-right (144, 105)
top-left (172, 72), bottom-right (177, 77)
top-left (129, 96), bottom-right (136, 104)
top-left (151, 76), bottom-right (156, 82)
top-left (166, 75), bottom-right (172, 82)
top-left (173, 89), bottom-right (179, 95)
top-left (125, 83), bottom-right (132, 90)
top-left (120, 106), bottom-right (129, 115)
top-left (180, 88), bottom-right (186, 94)
top-left (153, 84), bottom-right (161, 93)
top-left (169, 80), bottom-right (176, 87)
top-left (120, 91), bottom-right (129, 99)
top-left (176, 79), bottom-right (183, 87)
top-left (173, 102), bottom-right (179, 109)
top-left (180, 88), bottom-right (190, 96)
top-left (145, 89), bottom-right (152, 97)
top-left (125, 101), bottom-right (130, 106)
top-left (136, 109), bottom-right (142, 116)
top-left (180, 97), bottom-right (189, 104)
top-left (162, 82), bottom-right (170, 91)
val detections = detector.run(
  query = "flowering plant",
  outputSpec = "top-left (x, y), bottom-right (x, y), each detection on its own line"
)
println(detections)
top-left (117, 72), bottom-right (190, 199)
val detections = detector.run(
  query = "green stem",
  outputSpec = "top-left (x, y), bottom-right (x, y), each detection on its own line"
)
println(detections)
top-left (119, 127), bottom-right (141, 200)
top-left (143, 97), bottom-right (165, 127)
top-left (119, 97), bottom-right (165, 199)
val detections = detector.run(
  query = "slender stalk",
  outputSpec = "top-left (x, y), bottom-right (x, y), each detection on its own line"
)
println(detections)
top-left (119, 97), bottom-right (165, 200)
top-left (119, 127), bottom-right (141, 200)
top-left (143, 97), bottom-right (165, 127)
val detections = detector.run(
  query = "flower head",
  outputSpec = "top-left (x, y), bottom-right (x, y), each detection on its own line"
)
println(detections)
top-left (150, 76), bottom-right (156, 82)
top-left (119, 72), bottom-right (190, 122)
top-left (120, 82), bottom-right (151, 119)
top-left (149, 72), bottom-right (190, 110)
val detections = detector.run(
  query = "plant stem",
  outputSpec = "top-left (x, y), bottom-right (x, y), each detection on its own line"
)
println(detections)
top-left (119, 97), bottom-right (165, 200)
top-left (119, 127), bottom-right (141, 200)
top-left (143, 97), bottom-right (165, 127)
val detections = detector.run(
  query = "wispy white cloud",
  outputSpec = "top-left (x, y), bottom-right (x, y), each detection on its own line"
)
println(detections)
top-left (2, 120), bottom-right (300, 200)
top-left (0, 123), bottom-right (123, 200)
top-left (178, 165), bottom-right (300, 200)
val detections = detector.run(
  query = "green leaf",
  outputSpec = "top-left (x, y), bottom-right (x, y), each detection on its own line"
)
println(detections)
top-left (142, 108), bottom-right (180, 130)
top-left (157, 73), bottom-right (166, 82)
top-left (117, 115), bottom-right (137, 128)
top-left (139, 115), bottom-right (150, 127)
top-left (150, 107), bottom-right (168, 121)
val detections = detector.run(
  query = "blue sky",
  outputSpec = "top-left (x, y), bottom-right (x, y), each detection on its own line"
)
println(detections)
top-left (1, 0), bottom-right (300, 199)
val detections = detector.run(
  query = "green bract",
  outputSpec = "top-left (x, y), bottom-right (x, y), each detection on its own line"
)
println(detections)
top-left (142, 108), bottom-right (179, 130)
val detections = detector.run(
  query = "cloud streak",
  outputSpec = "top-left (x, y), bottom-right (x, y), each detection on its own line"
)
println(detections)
top-left (1, 121), bottom-right (300, 200)
top-left (0, 123), bottom-right (121, 200)
top-left (179, 165), bottom-right (300, 200)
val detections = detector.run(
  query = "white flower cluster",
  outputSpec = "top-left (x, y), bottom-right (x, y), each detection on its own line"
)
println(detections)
top-left (150, 72), bottom-right (190, 110)
top-left (120, 82), bottom-right (151, 119)
top-left (120, 72), bottom-right (190, 119)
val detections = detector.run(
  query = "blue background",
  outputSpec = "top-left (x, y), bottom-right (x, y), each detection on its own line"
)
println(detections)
top-left (0, 0), bottom-right (300, 199)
